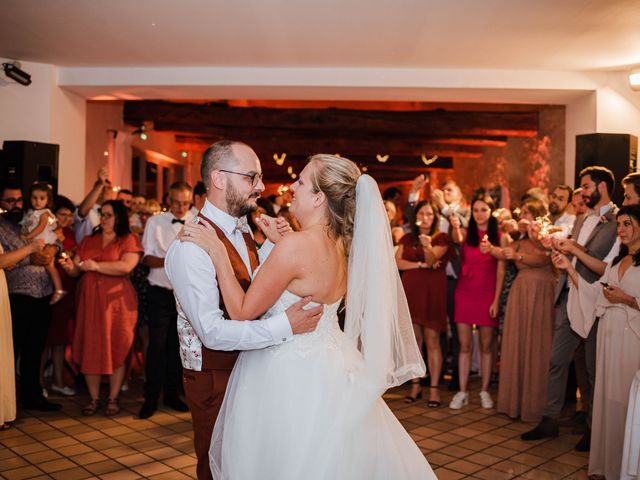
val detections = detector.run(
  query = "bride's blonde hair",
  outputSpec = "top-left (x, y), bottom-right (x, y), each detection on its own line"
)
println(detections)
top-left (308, 154), bottom-right (361, 257)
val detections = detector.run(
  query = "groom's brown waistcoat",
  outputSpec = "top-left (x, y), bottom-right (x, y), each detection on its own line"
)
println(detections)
top-left (197, 213), bottom-right (260, 370)
top-left (184, 213), bottom-right (260, 480)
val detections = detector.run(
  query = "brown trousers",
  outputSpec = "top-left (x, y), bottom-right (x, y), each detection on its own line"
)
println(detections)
top-left (183, 368), bottom-right (232, 480)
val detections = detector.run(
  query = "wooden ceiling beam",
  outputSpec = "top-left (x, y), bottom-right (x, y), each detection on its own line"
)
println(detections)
top-left (124, 100), bottom-right (539, 138)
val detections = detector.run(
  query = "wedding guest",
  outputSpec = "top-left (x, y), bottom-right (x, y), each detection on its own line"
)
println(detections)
top-left (20, 182), bottom-right (66, 304)
top-left (571, 187), bottom-right (588, 216)
top-left (277, 206), bottom-right (301, 232)
top-left (548, 184), bottom-right (576, 239)
top-left (138, 182), bottom-right (194, 419)
top-left (0, 235), bottom-right (46, 428)
top-left (75, 166), bottom-right (116, 244)
top-left (60, 200), bottom-right (142, 416)
top-left (385, 200), bottom-right (404, 245)
top-left (553, 205), bottom-right (640, 479)
top-left (43, 195), bottom-right (79, 396)
top-left (622, 172), bottom-right (640, 206)
top-left (192, 181), bottom-right (207, 214)
top-left (483, 199), bottom-right (555, 421)
top-left (117, 189), bottom-right (134, 212)
top-left (522, 166), bottom-right (618, 452)
top-left (449, 195), bottom-right (505, 410)
top-left (248, 203), bottom-right (268, 248)
top-left (0, 181), bottom-right (60, 411)
top-left (129, 194), bottom-right (147, 235)
top-left (396, 200), bottom-right (452, 407)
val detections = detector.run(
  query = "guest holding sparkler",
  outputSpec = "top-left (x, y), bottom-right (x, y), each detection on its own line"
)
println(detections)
top-left (481, 199), bottom-right (555, 421)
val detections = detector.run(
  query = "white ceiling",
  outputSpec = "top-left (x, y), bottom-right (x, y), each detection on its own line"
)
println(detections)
top-left (1, 0), bottom-right (640, 71)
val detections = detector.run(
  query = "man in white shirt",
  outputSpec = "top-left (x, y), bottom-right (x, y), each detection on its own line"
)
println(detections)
top-left (74, 166), bottom-right (117, 244)
top-left (165, 140), bottom-right (322, 480)
top-left (548, 184), bottom-right (576, 239)
top-left (139, 181), bottom-right (195, 419)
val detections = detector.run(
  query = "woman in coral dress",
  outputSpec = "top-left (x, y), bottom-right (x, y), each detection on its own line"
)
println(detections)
top-left (60, 200), bottom-right (142, 416)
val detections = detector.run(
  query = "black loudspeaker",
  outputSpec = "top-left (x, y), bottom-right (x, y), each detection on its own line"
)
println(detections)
top-left (0, 141), bottom-right (60, 195)
top-left (575, 133), bottom-right (638, 206)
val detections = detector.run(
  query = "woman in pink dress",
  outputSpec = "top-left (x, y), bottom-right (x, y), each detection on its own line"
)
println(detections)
top-left (449, 195), bottom-right (505, 410)
top-left (60, 200), bottom-right (142, 416)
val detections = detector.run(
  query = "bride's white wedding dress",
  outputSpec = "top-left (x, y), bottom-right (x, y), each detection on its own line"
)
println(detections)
top-left (209, 174), bottom-right (435, 479)
top-left (209, 290), bottom-right (436, 480)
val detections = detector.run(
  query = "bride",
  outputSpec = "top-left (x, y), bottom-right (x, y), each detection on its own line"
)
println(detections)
top-left (181, 154), bottom-right (435, 479)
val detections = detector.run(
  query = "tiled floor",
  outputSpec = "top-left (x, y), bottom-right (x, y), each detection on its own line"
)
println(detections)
top-left (1, 378), bottom-right (588, 479)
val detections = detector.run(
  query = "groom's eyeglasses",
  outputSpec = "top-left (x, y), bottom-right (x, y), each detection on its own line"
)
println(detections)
top-left (218, 169), bottom-right (263, 187)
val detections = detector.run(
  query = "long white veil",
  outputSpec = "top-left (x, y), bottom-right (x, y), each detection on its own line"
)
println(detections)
top-left (344, 174), bottom-right (426, 391)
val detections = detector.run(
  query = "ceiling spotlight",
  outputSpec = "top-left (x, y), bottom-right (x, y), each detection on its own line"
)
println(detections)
top-left (140, 132), bottom-right (148, 141)
top-left (290, 173), bottom-right (297, 180)
top-left (2, 62), bottom-right (32, 86)
top-left (629, 68), bottom-right (640, 91)
top-left (103, 151), bottom-right (109, 157)
top-left (181, 151), bottom-right (188, 158)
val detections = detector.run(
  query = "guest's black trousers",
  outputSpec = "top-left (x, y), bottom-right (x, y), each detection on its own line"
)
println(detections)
top-left (10, 294), bottom-right (52, 402)
top-left (144, 285), bottom-right (182, 402)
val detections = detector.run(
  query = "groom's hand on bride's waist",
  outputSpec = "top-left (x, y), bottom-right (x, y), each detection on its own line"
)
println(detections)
top-left (285, 297), bottom-right (323, 334)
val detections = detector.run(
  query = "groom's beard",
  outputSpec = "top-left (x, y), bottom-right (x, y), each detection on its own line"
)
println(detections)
top-left (226, 183), bottom-right (259, 218)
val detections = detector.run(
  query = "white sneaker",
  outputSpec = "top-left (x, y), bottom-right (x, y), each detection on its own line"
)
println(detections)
top-left (51, 384), bottom-right (76, 396)
top-left (479, 390), bottom-right (494, 409)
top-left (449, 391), bottom-right (469, 410)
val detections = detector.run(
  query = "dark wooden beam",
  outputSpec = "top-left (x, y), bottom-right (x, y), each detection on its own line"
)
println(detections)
top-left (124, 100), bottom-right (539, 138)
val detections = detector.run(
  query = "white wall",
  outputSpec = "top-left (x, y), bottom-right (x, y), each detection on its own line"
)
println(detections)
top-left (0, 59), bottom-right (86, 202)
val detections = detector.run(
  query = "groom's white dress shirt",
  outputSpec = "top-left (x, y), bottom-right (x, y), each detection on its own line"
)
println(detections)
top-left (165, 199), bottom-right (293, 371)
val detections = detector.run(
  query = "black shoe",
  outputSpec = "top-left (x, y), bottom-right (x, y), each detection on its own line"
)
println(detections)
top-left (448, 377), bottom-right (460, 392)
top-left (138, 399), bottom-right (157, 419)
top-left (22, 398), bottom-right (62, 412)
top-left (575, 429), bottom-right (591, 452)
top-left (571, 411), bottom-right (588, 434)
top-left (164, 397), bottom-right (189, 412)
top-left (521, 416), bottom-right (559, 441)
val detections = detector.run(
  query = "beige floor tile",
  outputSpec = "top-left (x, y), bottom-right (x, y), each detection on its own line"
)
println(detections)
top-left (50, 466), bottom-right (93, 480)
top-left (446, 459), bottom-right (484, 475)
top-left (148, 471), bottom-right (193, 480)
top-left (23, 448), bottom-right (62, 464)
top-left (163, 454), bottom-right (198, 469)
top-left (519, 468), bottom-right (566, 480)
top-left (38, 458), bottom-right (77, 473)
top-left (472, 467), bottom-right (519, 480)
top-left (83, 459), bottom-right (124, 475)
top-left (492, 459), bottom-right (532, 476)
top-left (99, 470), bottom-right (142, 480)
top-left (2, 465), bottom-right (44, 479)
top-left (432, 467), bottom-right (467, 479)
top-left (465, 452), bottom-right (503, 467)
top-left (145, 446), bottom-right (181, 461)
top-left (11, 442), bottom-right (49, 455)
top-left (70, 451), bottom-right (109, 465)
top-left (131, 461), bottom-right (173, 477)
top-left (0, 456), bottom-right (30, 471)
top-left (117, 452), bottom-right (155, 467)
top-left (56, 444), bottom-right (94, 456)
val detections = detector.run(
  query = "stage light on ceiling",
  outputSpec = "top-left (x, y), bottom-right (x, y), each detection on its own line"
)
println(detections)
top-left (290, 173), bottom-right (297, 180)
top-left (140, 132), bottom-right (148, 140)
top-left (287, 166), bottom-right (293, 174)
top-left (629, 69), bottom-right (640, 91)
top-left (181, 151), bottom-right (188, 158)
top-left (103, 151), bottom-right (109, 157)
top-left (2, 61), bottom-right (32, 86)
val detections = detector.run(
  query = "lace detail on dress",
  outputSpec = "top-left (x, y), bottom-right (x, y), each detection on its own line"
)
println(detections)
top-left (263, 290), bottom-right (343, 358)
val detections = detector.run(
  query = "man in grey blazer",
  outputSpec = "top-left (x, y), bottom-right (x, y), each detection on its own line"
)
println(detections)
top-left (521, 166), bottom-right (618, 452)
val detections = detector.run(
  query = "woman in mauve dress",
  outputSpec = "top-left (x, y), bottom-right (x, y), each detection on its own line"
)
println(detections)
top-left (483, 199), bottom-right (555, 422)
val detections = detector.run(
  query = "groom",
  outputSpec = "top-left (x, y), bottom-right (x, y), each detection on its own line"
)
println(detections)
top-left (165, 140), bottom-right (323, 480)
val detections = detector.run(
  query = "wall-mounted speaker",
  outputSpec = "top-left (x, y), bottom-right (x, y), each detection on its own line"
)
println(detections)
top-left (575, 133), bottom-right (637, 206)
top-left (0, 141), bottom-right (59, 195)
